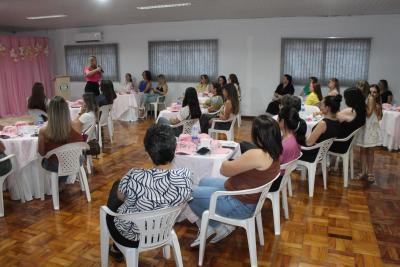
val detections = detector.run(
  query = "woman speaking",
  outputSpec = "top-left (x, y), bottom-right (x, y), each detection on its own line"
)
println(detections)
top-left (84, 56), bottom-right (103, 96)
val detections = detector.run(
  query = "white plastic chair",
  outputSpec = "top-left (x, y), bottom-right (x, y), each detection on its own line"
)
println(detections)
top-left (328, 128), bottom-right (361, 187)
top-left (100, 204), bottom-right (185, 267)
top-left (297, 138), bottom-right (334, 197)
top-left (208, 116), bottom-right (237, 141)
top-left (28, 109), bottom-right (48, 124)
top-left (171, 119), bottom-right (199, 135)
top-left (301, 105), bottom-right (320, 118)
top-left (150, 95), bottom-right (167, 120)
top-left (41, 142), bottom-right (91, 210)
top-left (198, 173), bottom-right (280, 267)
top-left (265, 156), bottom-right (301, 236)
top-left (98, 104), bottom-right (114, 149)
top-left (0, 154), bottom-right (15, 217)
top-left (83, 123), bottom-right (97, 175)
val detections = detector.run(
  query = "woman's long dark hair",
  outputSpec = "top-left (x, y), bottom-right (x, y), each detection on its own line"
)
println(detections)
top-left (278, 106), bottom-right (307, 146)
top-left (343, 87), bottom-right (366, 122)
top-left (378, 79), bottom-right (389, 93)
top-left (182, 87), bottom-right (201, 119)
top-left (284, 74), bottom-right (293, 85)
top-left (143, 70), bottom-right (152, 81)
top-left (229, 74), bottom-right (239, 85)
top-left (324, 95), bottom-right (342, 113)
top-left (28, 82), bottom-right (47, 112)
top-left (218, 75), bottom-right (227, 86)
top-left (100, 80), bottom-right (117, 104)
top-left (251, 115), bottom-right (283, 161)
top-left (224, 84), bottom-right (240, 115)
top-left (313, 83), bottom-right (323, 101)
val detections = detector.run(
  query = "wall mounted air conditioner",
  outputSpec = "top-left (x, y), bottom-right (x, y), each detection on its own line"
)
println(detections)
top-left (74, 32), bottom-right (103, 43)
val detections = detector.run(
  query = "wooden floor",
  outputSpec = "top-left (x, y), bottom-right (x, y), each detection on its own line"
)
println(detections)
top-left (0, 118), bottom-right (399, 267)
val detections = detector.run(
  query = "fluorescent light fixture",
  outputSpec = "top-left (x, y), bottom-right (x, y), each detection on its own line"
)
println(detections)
top-left (26, 14), bottom-right (67, 20)
top-left (137, 2), bottom-right (191, 10)
top-left (328, 36), bottom-right (338, 39)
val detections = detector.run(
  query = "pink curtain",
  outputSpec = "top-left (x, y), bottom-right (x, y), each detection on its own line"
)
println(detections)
top-left (0, 36), bottom-right (53, 117)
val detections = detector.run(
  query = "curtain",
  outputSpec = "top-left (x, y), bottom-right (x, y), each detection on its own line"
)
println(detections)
top-left (65, 44), bottom-right (119, 81)
top-left (281, 38), bottom-right (371, 86)
top-left (149, 39), bottom-right (218, 82)
top-left (0, 36), bottom-right (53, 117)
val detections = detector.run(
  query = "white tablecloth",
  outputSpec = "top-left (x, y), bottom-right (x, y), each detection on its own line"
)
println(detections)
top-left (2, 136), bottom-right (44, 201)
top-left (111, 94), bottom-right (138, 122)
top-left (69, 107), bottom-right (81, 120)
top-left (381, 110), bottom-right (400, 151)
top-left (157, 108), bottom-right (208, 122)
top-left (174, 140), bottom-right (241, 222)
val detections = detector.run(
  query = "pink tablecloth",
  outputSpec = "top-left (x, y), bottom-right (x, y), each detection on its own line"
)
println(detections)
top-left (111, 94), bottom-right (138, 122)
top-left (381, 110), bottom-right (400, 151)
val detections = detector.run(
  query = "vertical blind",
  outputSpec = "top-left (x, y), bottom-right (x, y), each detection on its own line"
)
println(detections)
top-left (281, 38), bottom-right (371, 85)
top-left (65, 44), bottom-right (119, 82)
top-left (149, 39), bottom-right (218, 82)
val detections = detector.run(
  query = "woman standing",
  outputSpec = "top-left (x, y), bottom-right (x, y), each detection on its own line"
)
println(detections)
top-left (84, 56), bottom-right (103, 96)
top-left (357, 84), bottom-right (383, 182)
top-left (379, 79), bottom-right (393, 104)
top-left (266, 74), bottom-right (295, 115)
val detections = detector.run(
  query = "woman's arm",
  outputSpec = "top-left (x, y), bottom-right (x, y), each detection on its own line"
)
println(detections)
top-left (143, 81), bottom-right (152, 93)
top-left (376, 104), bottom-right (383, 120)
top-left (306, 121), bottom-right (327, 146)
top-left (0, 141), bottom-right (5, 153)
top-left (220, 149), bottom-right (272, 177)
top-left (219, 101), bottom-right (232, 120)
top-left (84, 67), bottom-right (101, 78)
top-left (366, 96), bottom-right (375, 117)
top-left (38, 128), bottom-right (46, 156)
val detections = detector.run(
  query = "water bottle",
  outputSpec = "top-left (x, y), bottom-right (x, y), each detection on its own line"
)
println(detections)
top-left (301, 103), bottom-right (305, 112)
top-left (191, 124), bottom-right (199, 144)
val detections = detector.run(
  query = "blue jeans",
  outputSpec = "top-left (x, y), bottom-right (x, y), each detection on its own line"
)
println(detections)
top-left (189, 178), bottom-right (256, 228)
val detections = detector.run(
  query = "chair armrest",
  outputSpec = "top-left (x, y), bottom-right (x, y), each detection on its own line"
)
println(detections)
top-left (0, 154), bottom-right (16, 163)
top-left (210, 118), bottom-right (234, 129)
top-left (100, 205), bottom-right (120, 217)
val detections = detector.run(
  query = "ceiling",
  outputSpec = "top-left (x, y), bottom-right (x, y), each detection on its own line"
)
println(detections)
top-left (1, 0), bottom-right (400, 32)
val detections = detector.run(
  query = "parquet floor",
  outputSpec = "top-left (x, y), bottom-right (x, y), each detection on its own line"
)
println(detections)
top-left (0, 118), bottom-right (399, 267)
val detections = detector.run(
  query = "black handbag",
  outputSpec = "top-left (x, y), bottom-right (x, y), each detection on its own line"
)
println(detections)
top-left (87, 139), bottom-right (101, 156)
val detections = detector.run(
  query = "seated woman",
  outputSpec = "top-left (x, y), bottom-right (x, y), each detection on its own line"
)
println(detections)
top-left (38, 96), bottom-right (83, 184)
top-left (329, 87), bottom-right (366, 154)
top-left (196, 74), bottom-right (210, 94)
top-left (137, 70), bottom-right (152, 111)
top-left (189, 115), bottom-right (282, 246)
top-left (143, 74), bottom-right (168, 108)
top-left (118, 73), bottom-right (135, 94)
top-left (300, 77), bottom-right (318, 97)
top-left (299, 95), bottom-right (342, 163)
top-left (96, 80), bottom-right (117, 107)
top-left (200, 83), bottom-right (239, 133)
top-left (27, 82), bottom-right (49, 122)
top-left (76, 93), bottom-right (98, 141)
top-left (157, 87), bottom-right (201, 136)
top-left (203, 82), bottom-right (224, 113)
top-left (305, 82), bottom-right (323, 106)
top-left (379, 79), bottom-right (393, 104)
top-left (229, 73), bottom-right (241, 101)
top-left (218, 75), bottom-right (227, 88)
top-left (106, 124), bottom-right (192, 261)
top-left (327, 78), bottom-right (340, 96)
top-left (0, 141), bottom-right (12, 176)
top-left (266, 74), bottom-right (295, 115)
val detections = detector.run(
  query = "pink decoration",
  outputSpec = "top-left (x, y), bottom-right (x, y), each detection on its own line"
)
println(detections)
top-left (178, 134), bottom-right (191, 143)
top-left (1, 126), bottom-right (18, 136)
top-left (175, 141), bottom-right (197, 155)
top-left (0, 36), bottom-right (53, 117)
top-left (15, 121), bottom-right (30, 126)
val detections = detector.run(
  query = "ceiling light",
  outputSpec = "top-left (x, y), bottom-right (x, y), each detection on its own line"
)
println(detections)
top-left (137, 2), bottom-right (191, 10)
top-left (26, 14), bottom-right (67, 20)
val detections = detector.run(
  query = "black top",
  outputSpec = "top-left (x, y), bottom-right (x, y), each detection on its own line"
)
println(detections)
top-left (275, 83), bottom-right (295, 96)
top-left (381, 90), bottom-right (393, 103)
top-left (338, 111), bottom-right (366, 139)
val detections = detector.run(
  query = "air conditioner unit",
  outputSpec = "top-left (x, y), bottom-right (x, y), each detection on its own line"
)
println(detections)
top-left (74, 32), bottom-right (102, 43)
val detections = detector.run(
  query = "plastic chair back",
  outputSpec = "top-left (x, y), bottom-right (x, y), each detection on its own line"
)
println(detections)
top-left (98, 104), bottom-right (113, 127)
top-left (44, 142), bottom-right (89, 177)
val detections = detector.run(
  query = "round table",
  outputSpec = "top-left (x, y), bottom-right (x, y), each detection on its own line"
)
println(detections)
top-left (381, 110), bottom-right (400, 151)
top-left (157, 108), bottom-right (209, 122)
top-left (111, 94), bottom-right (138, 122)
top-left (2, 135), bottom-right (43, 201)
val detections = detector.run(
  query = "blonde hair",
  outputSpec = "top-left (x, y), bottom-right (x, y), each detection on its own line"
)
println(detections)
top-left (45, 96), bottom-right (71, 143)
top-left (87, 56), bottom-right (97, 68)
top-left (157, 74), bottom-right (166, 85)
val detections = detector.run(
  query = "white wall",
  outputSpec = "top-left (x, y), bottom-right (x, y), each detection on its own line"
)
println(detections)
top-left (22, 14), bottom-right (400, 115)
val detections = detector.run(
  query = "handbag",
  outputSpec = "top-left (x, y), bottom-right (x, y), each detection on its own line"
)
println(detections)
top-left (87, 139), bottom-right (101, 156)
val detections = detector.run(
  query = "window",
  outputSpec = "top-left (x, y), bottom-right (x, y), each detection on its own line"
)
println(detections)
top-left (149, 39), bottom-right (218, 82)
top-left (65, 44), bottom-right (119, 82)
top-left (281, 38), bottom-right (371, 86)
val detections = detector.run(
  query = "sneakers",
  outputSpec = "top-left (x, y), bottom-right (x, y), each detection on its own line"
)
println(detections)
top-left (210, 224), bottom-right (236, 244)
top-left (190, 227), bottom-right (215, 248)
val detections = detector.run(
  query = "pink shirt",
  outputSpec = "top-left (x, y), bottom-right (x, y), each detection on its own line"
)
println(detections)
top-left (280, 135), bottom-right (301, 175)
top-left (84, 67), bottom-right (102, 83)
